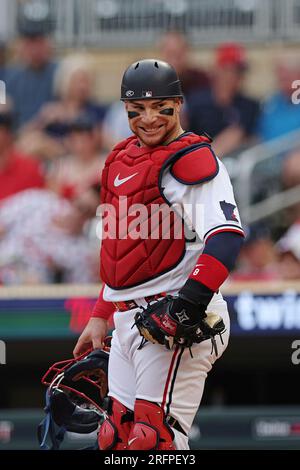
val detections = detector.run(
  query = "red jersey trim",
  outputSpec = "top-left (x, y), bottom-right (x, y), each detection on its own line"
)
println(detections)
top-left (204, 225), bottom-right (245, 243)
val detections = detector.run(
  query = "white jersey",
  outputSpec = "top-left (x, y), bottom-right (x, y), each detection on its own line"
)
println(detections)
top-left (103, 158), bottom-right (243, 303)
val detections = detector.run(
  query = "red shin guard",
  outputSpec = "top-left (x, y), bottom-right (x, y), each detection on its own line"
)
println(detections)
top-left (128, 400), bottom-right (175, 450)
top-left (98, 398), bottom-right (133, 450)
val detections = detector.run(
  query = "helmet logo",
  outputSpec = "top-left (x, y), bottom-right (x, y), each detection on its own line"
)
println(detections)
top-left (142, 90), bottom-right (153, 97)
top-left (126, 90), bottom-right (134, 97)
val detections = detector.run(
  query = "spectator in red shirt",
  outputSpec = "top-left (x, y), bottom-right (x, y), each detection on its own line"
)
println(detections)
top-left (0, 111), bottom-right (45, 201)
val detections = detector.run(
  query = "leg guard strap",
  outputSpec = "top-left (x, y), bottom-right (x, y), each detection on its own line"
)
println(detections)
top-left (98, 398), bottom-right (133, 450)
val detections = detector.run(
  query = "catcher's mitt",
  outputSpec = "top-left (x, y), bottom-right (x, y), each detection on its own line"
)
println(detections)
top-left (133, 295), bottom-right (225, 355)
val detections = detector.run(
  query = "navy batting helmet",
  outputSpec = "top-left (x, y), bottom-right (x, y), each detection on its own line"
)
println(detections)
top-left (121, 59), bottom-right (183, 101)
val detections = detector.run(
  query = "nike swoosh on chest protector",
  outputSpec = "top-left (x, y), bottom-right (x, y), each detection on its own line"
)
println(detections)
top-left (114, 172), bottom-right (138, 187)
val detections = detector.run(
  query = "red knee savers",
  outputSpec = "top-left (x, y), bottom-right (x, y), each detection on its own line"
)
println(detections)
top-left (98, 398), bottom-right (133, 450)
top-left (128, 422), bottom-right (159, 450)
top-left (128, 400), bottom-right (175, 450)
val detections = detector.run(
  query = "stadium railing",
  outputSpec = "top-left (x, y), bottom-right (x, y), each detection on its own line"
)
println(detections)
top-left (224, 129), bottom-right (300, 224)
top-left (3, 0), bottom-right (277, 46)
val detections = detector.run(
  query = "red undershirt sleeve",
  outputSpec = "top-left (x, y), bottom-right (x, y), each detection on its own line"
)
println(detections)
top-left (91, 285), bottom-right (115, 320)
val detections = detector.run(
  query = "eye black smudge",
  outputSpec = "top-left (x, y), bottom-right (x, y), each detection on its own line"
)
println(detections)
top-left (128, 111), bottom-right (140, 119)
top-left (159, 108), bottom-right (174, 116)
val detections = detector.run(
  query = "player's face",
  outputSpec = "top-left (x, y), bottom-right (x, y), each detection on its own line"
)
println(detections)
top-left (125, 98), bottom-right (183, 147)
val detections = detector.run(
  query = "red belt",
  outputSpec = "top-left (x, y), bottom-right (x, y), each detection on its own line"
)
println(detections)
top-left (113, 292), bottom-right (166, 312)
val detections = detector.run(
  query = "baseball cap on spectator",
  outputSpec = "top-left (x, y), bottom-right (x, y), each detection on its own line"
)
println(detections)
top-left (215, 43), bottom-right (248, 71)
top-left (18, 18), bottom-right (52, 38)
top-left (243, 222), bottom-right (271, 246)
top-left (18, 1), bottom-right (53, 38)
top-left (277, 221), bottom-right (300, 261)
top-left (68, 114), bottom-right (96, 133)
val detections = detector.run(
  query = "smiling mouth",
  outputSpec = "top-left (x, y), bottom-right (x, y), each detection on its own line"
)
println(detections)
top-left (139, 125), bottom-right (164, 134)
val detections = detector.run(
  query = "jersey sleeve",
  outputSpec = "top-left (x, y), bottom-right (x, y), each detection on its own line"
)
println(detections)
top-left (200, 160), bottom-right (244, 242)
top-left (164, 158), bottom-right (244, 243)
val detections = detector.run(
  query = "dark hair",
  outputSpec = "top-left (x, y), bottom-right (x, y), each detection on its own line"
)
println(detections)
top-left (68, 114), bottom-right (96, 133)
top-left (0, 112), bottom-right (14, 130)
top-left (243, 223), bottom-right (271, 246)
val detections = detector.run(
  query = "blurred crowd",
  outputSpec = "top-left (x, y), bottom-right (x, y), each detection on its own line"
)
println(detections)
top-left (0, 22), bottom-right (299, 285)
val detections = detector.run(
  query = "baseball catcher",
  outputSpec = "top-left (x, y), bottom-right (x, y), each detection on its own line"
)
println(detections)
top-left (73, 59), bottom-right (244, 450)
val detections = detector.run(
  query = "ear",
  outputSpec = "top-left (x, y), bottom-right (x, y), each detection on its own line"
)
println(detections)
top-left (174, 97), bottom-right (183, 113)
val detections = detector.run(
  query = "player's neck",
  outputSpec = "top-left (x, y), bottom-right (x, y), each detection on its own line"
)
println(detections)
top-left (163, 125), bottom-right (185, 145)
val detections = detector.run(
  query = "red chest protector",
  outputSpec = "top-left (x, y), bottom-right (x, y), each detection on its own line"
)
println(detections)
top-left (100, 132), bottom-right (216, 289)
